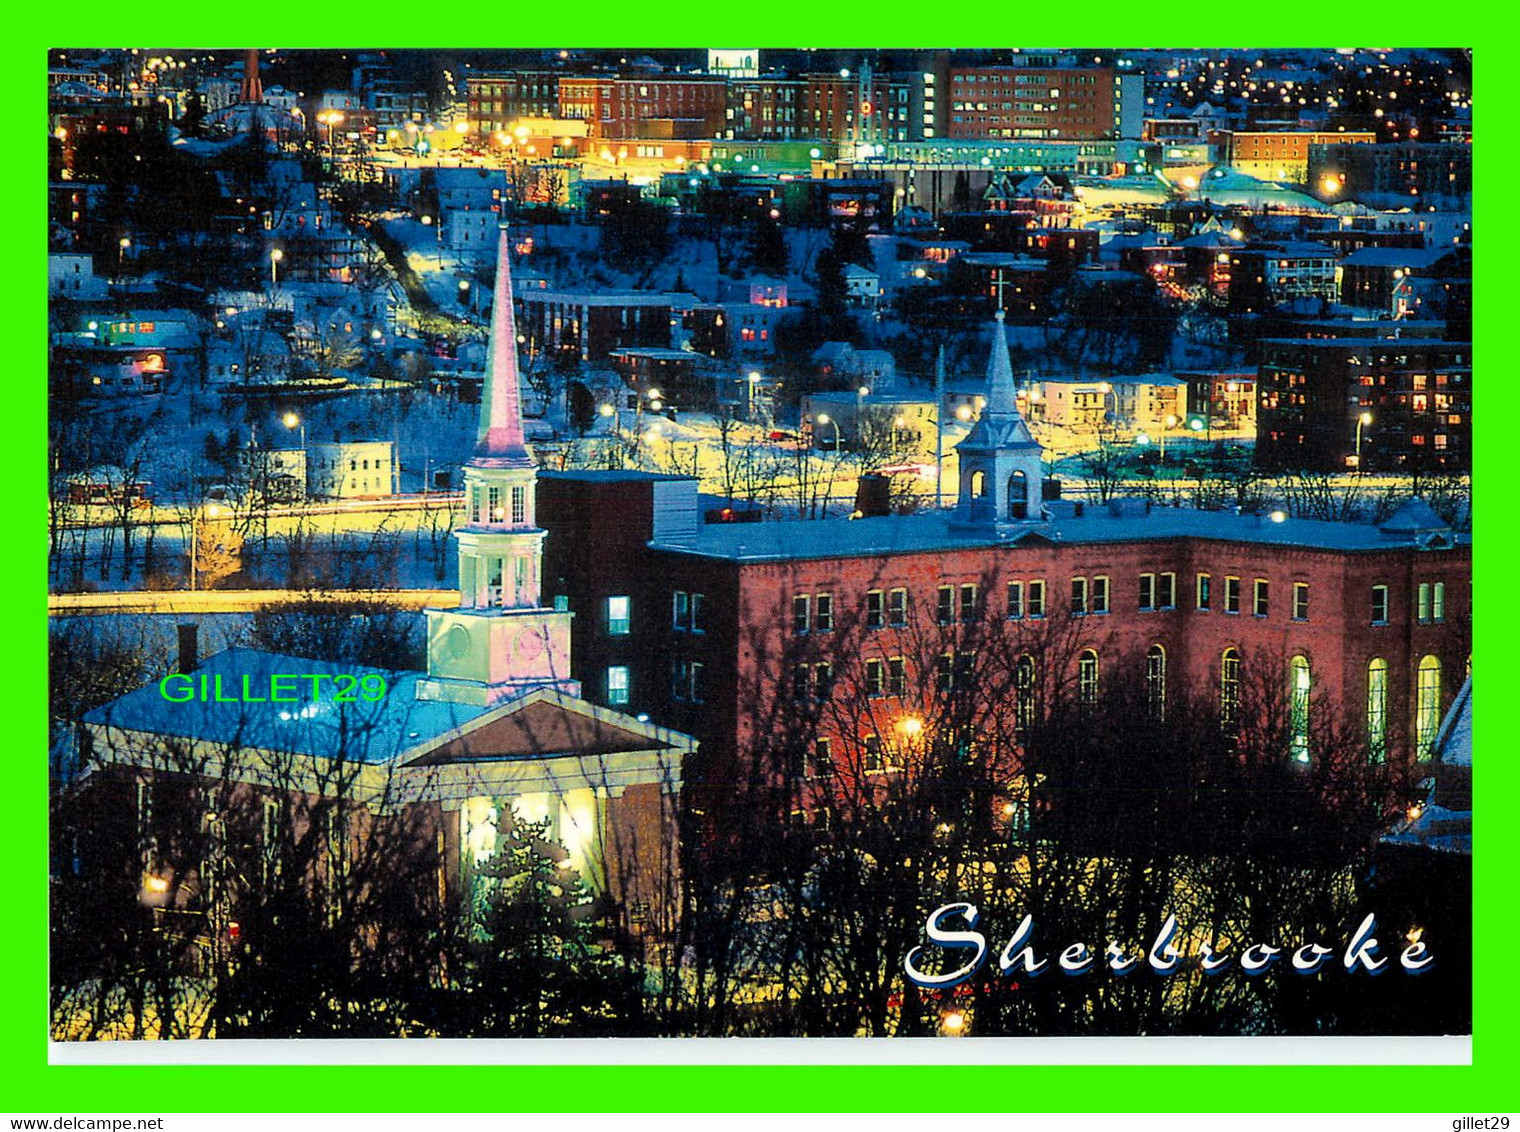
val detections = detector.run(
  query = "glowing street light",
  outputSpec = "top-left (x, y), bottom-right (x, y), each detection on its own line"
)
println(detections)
top-left (283, 410), bottom-right (305, 448)
top-left (1354, 411), bottom-right (1374, 472)
top-left (896, 715), bottom-right (924, 737)
top-left (814, 412), bottom-right (841, 451)
top-left (270, 247), bottom-right (284, 289)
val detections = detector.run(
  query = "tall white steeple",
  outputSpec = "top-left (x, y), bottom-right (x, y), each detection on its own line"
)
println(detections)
top-left (418, 224), bottom-right (578, 706)
top-left (951, 310), bottom-right (1045, 529)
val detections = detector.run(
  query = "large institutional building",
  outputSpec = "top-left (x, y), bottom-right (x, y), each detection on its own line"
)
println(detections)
top-left (539, 315), bottom-right (1471, 822)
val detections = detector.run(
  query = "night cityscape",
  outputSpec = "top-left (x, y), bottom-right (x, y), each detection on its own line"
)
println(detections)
top-left (46, 46), bottom-right (1472, 1044)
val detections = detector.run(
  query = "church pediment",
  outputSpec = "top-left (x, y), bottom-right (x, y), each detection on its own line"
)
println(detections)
top-left (403, 690), bottom-right (679, 766)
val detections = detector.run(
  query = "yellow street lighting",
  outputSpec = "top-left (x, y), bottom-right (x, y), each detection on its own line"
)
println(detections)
top-left (896, 716), bottom-right (924, 737)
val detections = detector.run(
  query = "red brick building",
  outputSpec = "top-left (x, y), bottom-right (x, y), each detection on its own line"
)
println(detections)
top-left (539, 318), bottom-right (1471, 825)
top-left (945, 66), bottom-right (1124, 140)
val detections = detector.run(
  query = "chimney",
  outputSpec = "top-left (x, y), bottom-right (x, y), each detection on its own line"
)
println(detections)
top-left (854, 473), bottom-right (892, 518)
top-left (177, 623), bottom-right (199, 675)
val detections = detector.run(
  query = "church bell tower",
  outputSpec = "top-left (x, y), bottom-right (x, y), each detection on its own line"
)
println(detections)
top-left (951, 310), bottom-right (1046, 530)
top-left (418, 224), bottom-right (577, 706)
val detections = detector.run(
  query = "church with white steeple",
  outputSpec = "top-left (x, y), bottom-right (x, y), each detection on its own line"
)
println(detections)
top-left (951, 310), bottom-right (1046, 531)
top-left (80, 222), bottom-right (691, 933)
top-left (418, 224), bottom-right (577, 707)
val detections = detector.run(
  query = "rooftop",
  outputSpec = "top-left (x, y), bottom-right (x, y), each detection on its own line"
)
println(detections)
top-left (650, 504), bottom-right (1470, 564)
top-left (83, 648), bottom-right (489, 764)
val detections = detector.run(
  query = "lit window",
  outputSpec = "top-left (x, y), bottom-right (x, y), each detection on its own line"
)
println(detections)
top-left (1367, 658), bottom-right (1388, 764)
top-left (1417, 582), bottom-right (1431, 623)
top-left (1289, 655), bottom-right (1311, 763)
top-left (511, 485), bottom-right (525, 523)
top-left (1433, 581), bottom-right (1445, 623)
top-left (1372, 584), bottom-right (1389, 625)
top-left (1146, 645), bottom-right (1166, 721)
top-left (1078, 649), bottom-right (1099, 710)
top-left (1014, 655), bottom-right (1036, 731)
top-left (864, 734), bottom-right (884, 773)
top-left (1221, 648), bottom-right (1242, 731)
top-left (1196, 573), bottom-right (1212, 610)
top-left (1416, 655), bottom-right (1442, 759)
top-left (604, 595), bottom-right (632, 636)
top-left (607, 665), bottom-right (630, 705)
top-left (1293, 583), bottom-right (1310, 621)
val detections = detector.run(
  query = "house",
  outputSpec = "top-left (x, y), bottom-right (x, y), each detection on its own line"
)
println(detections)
top-left (842, 263), bottom-right (883, 306)
top-left (306, 440), bottom-right (398, 500)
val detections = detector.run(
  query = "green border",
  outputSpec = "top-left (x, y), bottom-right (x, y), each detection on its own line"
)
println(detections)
top-left (12, 8), bottom-right (1513, 1112)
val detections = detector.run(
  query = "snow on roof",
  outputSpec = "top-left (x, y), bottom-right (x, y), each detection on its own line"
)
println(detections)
top-left (651, 505), bottom-right (1471, 564)
top-left (84, 647), bottom-right (488, 765)
top-left (1341, 246), bottom-right (1452, 268)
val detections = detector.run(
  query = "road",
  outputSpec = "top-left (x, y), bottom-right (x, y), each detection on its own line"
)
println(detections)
top-left (49, 588), bottom-right (461, 616)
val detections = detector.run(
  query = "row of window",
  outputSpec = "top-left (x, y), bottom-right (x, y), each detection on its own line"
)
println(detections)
top-left (468, 484), bottom-right (527, 525)
top-left (786, 578), bottom-right (1450, 632)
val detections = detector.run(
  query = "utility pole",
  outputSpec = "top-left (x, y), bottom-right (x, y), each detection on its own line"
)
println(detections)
top-left (934, 344), bottom-right (945, 509)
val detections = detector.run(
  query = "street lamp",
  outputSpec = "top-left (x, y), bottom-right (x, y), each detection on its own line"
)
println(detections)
top-left (317, 110), bottom-right (345, 169)
top-left (283, 410), bottom-right (305, 449)
top-left (189, 502), bottom-right (222, 591)
top-left (117, 236), bottom-right (131, 277)
top-left (815, 412), bottom-right (841, 451)
top-left (270, 247), bottom-right (283, 289)
top-left (747, 370), bottom-right (762, 421)
top-left (458, 278), bottom-right (474, 315)
top-left (1354, 411), bottom-right (1373, 472)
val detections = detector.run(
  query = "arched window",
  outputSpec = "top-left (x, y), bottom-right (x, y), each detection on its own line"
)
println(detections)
top-left (1078, 649), bottom-right (1099, 710)
top-left (970, 469), bottom-right (987, 497)
top-left (1220, 648), bottom-right (1241, 731)
top-left (1008, 470), bottom-right (1028, 520)
top-left (1289, 655), bottom-right (1311, 763)
top-left (1014, 654), bottom-right (1036, 732)
top-left (1145, 645), bottom-right (1166, 720)
top-left (1367, 658), bottom-right (1388, 764)
top-left (1416, 655), bottom-right (1442, 760)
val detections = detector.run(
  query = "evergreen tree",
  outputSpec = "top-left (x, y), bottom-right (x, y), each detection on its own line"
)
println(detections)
top-left (457, 814), bottom-right (646, 1036)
